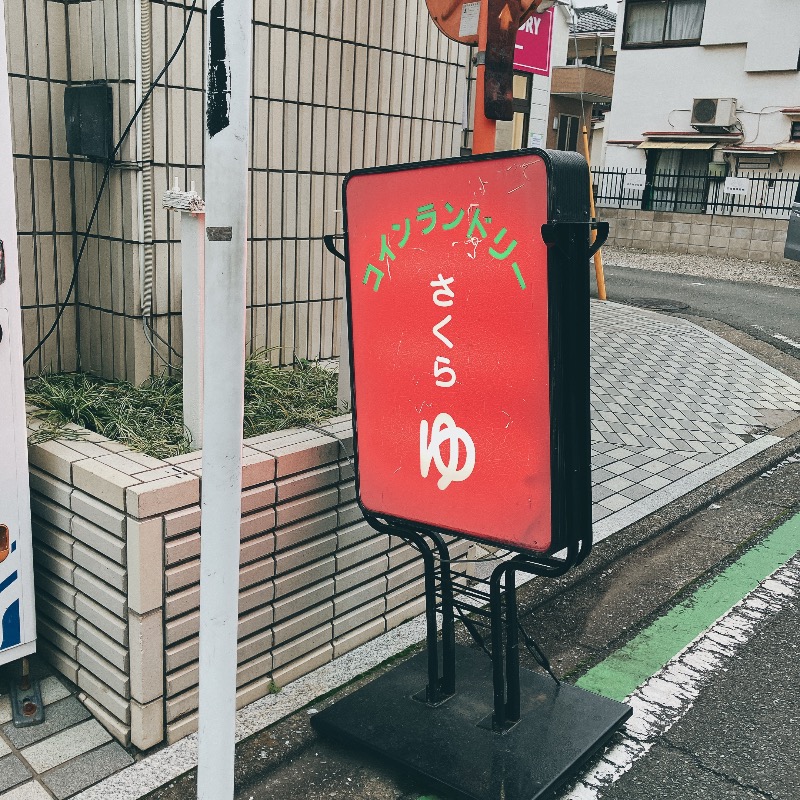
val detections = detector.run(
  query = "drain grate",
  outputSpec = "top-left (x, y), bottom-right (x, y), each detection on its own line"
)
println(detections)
top-left (629, 297), bottom-right (690, 313)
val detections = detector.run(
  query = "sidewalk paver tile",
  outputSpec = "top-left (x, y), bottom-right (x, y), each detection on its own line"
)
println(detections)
top-left (0, 782), bottom-right (52, 799)
top-left (39, 678), bottom-right (71, 707)
top-left (641, 475), bottom-right (671, 491)
top-left (599, 495), bottom-right (633, 512)
top-left (40, 742), bottom-right (134, 799)
top-left (20, 720), bottom-right (111, 774)
top-left (601, 477), bottom-right (634, 493)
top-left (2, 696), bottom-right (90, 749)
top-left (620, 484), bottom-right (654, 502)
top-left (0, 695), bottom-right (11, 725)
top-left (0, 754), bottom-right (32, 793)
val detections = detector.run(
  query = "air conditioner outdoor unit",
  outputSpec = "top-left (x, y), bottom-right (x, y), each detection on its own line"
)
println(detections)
top-left (691, 97), bottom-right (737, 128)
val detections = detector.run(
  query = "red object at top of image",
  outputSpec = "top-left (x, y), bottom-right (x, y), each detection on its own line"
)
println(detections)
top-left (424, 0), bottom-right (550, 44)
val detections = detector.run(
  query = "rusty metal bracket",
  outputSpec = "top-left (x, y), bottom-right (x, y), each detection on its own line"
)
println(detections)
top-left (10, 658), bottom-right (45, 728)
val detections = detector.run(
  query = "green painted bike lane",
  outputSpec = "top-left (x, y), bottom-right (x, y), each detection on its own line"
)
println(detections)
top-left (417, 509), bottom-right (800, 800)
top-left (577, 509), bottom-right (800, 701)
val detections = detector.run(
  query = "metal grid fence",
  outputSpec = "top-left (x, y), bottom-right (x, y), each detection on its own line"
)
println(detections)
top-left (593, 167), bottom-right (800, 219)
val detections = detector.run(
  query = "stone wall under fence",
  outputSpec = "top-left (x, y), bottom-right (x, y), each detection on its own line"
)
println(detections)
top-left (25, 413), bottom-right (471, 750)
top-left (600, 208), bottom-right (792, 263)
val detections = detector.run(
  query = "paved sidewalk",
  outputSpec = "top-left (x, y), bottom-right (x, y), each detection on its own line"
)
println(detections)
top-left (0, 300), bottom-right (798, 799)
top-left (0, 670), bottom-right (132, 799)
top-left (588, 302), bottom-right (799, 539)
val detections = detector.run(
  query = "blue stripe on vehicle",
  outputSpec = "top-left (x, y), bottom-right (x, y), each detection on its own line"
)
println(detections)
top-left (0, 570), bottom-right (18, 595)
top-left (1, 599), bottom-right (21, 650)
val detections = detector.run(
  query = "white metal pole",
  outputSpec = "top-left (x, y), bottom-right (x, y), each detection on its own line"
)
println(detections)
top-left (197, 1), bottom-right (253, 797)
top-left (182, 210), bottom-right (205, 449)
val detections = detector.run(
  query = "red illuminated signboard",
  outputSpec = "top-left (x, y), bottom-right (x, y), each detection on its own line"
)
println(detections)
top-left (344, 150), bottom-right (590, 555)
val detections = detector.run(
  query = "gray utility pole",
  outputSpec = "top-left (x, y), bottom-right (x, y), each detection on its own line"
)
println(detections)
top-left (162, 180), bottom-right (206, 449)
top-left (197, 1), bottom-right (253, 798)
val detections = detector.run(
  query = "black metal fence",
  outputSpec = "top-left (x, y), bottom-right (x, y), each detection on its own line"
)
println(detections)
top-left (592, 168), bottom-right (800, 218)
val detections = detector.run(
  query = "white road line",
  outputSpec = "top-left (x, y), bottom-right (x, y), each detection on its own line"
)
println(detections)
top-left (771, 332), bottom-right (800, 351)
top-left (562, 554), bottom-right (800, 799)
top-left (750, 325), bottom-right (800, 351)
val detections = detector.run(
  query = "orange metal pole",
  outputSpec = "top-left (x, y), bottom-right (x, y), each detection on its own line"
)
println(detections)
top-left (472, 0), bottom-right (496, 155)
top-left (582, 125), bottom-right (607, 301)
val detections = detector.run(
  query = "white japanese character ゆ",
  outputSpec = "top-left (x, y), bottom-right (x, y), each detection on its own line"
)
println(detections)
top-left (420, 413), bottom-right (476, 490)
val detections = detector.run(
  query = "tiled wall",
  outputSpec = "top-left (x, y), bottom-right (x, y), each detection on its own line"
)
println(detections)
top-left (602, 208), bottom-right (792, 263)
top-left (66, 0), bottom-right (144, 381)
top-left (9, 0), bottom-right (469, 381)
top-left (26, 413), bottom-right (470, 749)
top-left (6, 0), bottom-right (76, 375)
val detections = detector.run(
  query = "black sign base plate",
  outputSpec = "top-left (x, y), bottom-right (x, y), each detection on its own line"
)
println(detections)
top-left (312, 645), bottom-right (631, 800)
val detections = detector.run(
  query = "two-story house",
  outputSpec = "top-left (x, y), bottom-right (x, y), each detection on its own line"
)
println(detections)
top-left (604, 0), bottom-right (800, 213)
top-left (547, 4), bottom-right (616, 163)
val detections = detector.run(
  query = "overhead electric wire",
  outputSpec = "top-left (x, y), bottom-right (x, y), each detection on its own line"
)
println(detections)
top-left (24, 0), bottom-right (199, 366)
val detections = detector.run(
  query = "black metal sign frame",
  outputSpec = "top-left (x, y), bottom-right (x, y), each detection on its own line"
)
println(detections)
top-left (342, 148), bottom-right (594, 560)
top-left (314, 149), bottom-right (628, 800)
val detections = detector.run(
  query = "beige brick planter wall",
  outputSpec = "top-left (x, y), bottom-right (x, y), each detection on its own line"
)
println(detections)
top-left (25, 414), bottom-right (469, 750)
top-left (601, 208), bottom-right (791, 263)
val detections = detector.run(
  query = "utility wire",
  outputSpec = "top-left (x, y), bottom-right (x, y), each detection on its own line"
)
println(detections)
top-left (24, 0), bottom-right (199, 366)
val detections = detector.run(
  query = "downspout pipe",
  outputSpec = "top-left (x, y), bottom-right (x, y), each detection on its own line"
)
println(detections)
top-left (136, 0), bottom-right (155, 345)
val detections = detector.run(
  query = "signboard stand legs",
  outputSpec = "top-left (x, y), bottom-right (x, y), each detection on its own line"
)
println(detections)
top-left (313, 530), bottom-right (632, 800)
top-left (369, 519), bottom-right (457, 703)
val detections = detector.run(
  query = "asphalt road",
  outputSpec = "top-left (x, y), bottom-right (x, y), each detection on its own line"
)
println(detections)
top-left (594, 263), bottom-right (800, 358)
top-left (603, 573), bottom-right (800, 800)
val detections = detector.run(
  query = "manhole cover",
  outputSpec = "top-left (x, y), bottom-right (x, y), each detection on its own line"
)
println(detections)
top-left (630, 298), bottom-right (689, 312)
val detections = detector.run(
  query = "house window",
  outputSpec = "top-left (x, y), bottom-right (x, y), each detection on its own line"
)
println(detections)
top-left (557, 114), bottom-right (580, 152)
top-left (791, 121), bottom-right (800, 142)
top-left (623, 0), bottom-right (705, 48)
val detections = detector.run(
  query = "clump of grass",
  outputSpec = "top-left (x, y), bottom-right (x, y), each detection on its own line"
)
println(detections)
top-left (27, 371), bottom-right (192, 458)
top-left (27, 351), bottom-right (339, 459)
top-left (243, 351), bottom-right (338, 439)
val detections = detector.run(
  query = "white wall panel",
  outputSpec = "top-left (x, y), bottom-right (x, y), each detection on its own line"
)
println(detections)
top-left (0, 0), bottom-right (36, 665)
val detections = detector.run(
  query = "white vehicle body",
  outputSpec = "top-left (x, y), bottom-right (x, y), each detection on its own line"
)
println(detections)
top-left (0, 0), bottom-right (37, 665)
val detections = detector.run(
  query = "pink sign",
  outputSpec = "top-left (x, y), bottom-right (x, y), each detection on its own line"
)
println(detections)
top-left (513, 8), bottom-right (553, 76)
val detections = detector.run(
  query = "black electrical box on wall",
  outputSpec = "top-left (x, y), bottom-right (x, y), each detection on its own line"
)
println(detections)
top-left (64, 83), bottom-right (114, 161)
